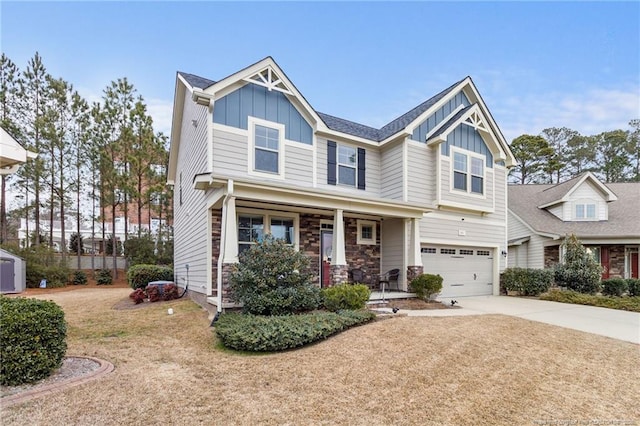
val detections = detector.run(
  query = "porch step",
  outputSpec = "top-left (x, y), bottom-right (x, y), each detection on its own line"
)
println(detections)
top-left (368, 291), bottom-right (416, 303)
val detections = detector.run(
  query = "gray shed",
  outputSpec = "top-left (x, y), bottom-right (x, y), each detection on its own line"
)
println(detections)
top-left (0, 248), bottom-right (26, 294)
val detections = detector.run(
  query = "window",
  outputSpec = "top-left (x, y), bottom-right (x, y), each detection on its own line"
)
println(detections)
top-left (441, 248), bottom-right (456, 255)
top-left (575, 203), bottom-right (596, 219)
top-left (150, 192), bottom-right (162, 206)
top-left (238, 210), bottom-right (299, 254)
top-left (254, 124), bottom-right (279, 173)
top-left (338, 145), bottom-right (357, 186)
top-left (327, 141), bottom-right (366, 190)
top-left (151, 164), bottom-right (165, 176)
top-left (357, 220), bottom-right (377, 245)
top-left (477, 250), bottom-right (490, 256)
top-left (421, 247), bottom-right (436, 254)
top-left (452, 149), bottom-right (485, 195)
top-left (460, 249), bottom-right (474, 255)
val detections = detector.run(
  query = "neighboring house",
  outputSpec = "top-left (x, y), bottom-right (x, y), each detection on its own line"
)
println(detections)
top-left (0, 126), bottom-right (37, 175)
top-left (168, 57), bottom-right (516, 310)
top-left (508, 172), bottom-right (640, 279)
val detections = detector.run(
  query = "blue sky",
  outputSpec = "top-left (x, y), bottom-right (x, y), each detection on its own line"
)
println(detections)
top-left (2, 1), bottom-right (639, 142)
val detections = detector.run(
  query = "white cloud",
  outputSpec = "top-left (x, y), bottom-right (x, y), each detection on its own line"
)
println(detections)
top-left (493, 86), bottom-right (639, 143)
top-left (146, 98), bottom-right (173, 136)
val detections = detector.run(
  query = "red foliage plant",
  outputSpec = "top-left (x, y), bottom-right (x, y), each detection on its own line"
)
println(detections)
top-left (163, 284), bottom-right (179, 301)
top-left (147, 285), bottom-right (161, 303)
top-left (129, 288), bottom-right (146, 305)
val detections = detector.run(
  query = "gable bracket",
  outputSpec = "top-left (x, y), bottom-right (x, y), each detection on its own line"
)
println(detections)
top-left (243, 67), bottom-right (293, 95)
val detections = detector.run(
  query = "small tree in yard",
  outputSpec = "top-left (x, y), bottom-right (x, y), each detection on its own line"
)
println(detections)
top-left (554, 234), bottom-right (602, 294)
top-left (69, 233), bottom-right (84, 254)
top-left (229, 235), bottom-right (321, 315)
top-left (410, 273), bottom-right (443, 300)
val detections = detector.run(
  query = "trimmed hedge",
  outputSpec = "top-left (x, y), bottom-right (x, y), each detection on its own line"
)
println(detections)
top-left (127, 264), bottom-right (174, 290)
top-left (626, 279), bottom-right (640, 297)
top-left (601, 278), bottom-right (628, 297)
top-left (500, 267), bottom-right (554, 296)
top-left (321, 284), bottom-right (370, 311)
top-left (540, 289), bottom-right (640, 312)
top-left (0, 296), bottom-right (67, 385)
top-left (409, 274), bottom-right (443, 300)
top-left (215, 310), bottom-right (376, 352)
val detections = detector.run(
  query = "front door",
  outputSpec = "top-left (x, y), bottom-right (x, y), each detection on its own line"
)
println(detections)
top-left (321, 230), bottom-right (333, 288)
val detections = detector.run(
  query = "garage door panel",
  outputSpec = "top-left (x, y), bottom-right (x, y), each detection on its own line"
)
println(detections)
top-left (421, 245), bottom-right (493, 297)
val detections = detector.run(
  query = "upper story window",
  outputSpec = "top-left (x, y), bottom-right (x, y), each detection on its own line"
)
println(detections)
top-left (452, 148), bottom-right (484, 195)
top-left (249, 117), bottom-right (285, 178)
top-left (327, 141), bottom-right (366, 190)
top-left (575, 202), bottom-right (596, 220)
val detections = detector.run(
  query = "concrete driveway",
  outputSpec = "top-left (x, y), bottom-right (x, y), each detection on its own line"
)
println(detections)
top-left (421, 295), bottom-right (640, 344)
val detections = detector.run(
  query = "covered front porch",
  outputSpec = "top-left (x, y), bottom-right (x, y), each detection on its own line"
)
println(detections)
top-left (199, 178), bottom-right (429, 311)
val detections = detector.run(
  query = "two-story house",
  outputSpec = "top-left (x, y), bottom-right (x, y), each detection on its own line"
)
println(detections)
top-left (508, 172), bottom-right (640, 279)
top-left (168, 57), bottom-right (516, 310)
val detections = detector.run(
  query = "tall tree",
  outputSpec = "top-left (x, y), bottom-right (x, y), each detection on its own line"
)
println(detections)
top-left (18, 52), bottom-right (49, 246)
top-left (627, 119), bottom-right (640, 182)
top-left (594, 130), bottom-right (631, 182)
top-left (540, 127), bottom-right (579, 184)
top-left (0, 54), bottom-right (23, 243)
top-left (508, 134), bottom-right (554, 184)
top-left (69, 91), bottom-right (90, 268)
top-left (565, 133), bottom-right (597, 176)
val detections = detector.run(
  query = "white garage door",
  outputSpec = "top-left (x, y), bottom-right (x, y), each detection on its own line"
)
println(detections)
top-left (421, 245), bottom-right (493, 297)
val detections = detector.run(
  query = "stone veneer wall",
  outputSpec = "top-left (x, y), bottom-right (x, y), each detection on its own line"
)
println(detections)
top-left (211, 209), bottom-right (222, 294)
top-left (344, 217), bottom-right (381, 285)
top-left (605, 245), bottom-right (625, 278)
top-left (299, 214), bottom-right (323, 286)
top-left (544, 246), bottom-right (560, 269)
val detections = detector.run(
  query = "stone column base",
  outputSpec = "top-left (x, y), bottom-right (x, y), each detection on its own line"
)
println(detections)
top-left (407, 265), bottom-right (424, 283)
top-left (221, 263), bottom-right (236, 305)
top-left (330, 265), bottom-right (349, 286)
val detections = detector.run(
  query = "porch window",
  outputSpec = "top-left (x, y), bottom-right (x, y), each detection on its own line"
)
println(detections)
top-left (238, 215), bottom-right (264, 254)
top-left (270, 218), bottom-right (294, 245)
top-left (357, 220), bottom-right (377, 245)
top-left (238, 210), bottom-right (299, 254)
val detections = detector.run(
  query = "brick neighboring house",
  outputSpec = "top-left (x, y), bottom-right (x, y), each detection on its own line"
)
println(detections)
top-left (168, 57), bottom-right (516, 311)
top-left (508, 172), bottom-right (640, 279)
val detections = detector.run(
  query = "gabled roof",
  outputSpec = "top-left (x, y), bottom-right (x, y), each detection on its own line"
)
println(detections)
top-left (508, 175), bottom-right (639, 239)
top-left (537, 172), bottom-right (618, 208)
top-left (178, 72), bottom-right (216, 90)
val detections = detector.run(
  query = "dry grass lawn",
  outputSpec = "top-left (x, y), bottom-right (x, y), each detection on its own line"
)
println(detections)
top-left (2, 288), bottom-right (639, 426)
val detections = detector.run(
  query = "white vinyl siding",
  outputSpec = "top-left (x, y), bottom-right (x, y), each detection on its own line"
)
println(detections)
top-left (380, 142), bottom-right (404, 200)
top-left (173, 97), bottom-right (210, 295)
top-left (439, 157), bottom-right (494, 212)
top-left (407, 142), bottom-right (437, 206)
top-left (212, 127), bottom-right (248, 178)
top-left (380, 218), bottom-right (406, 289)
top-left (284, 144), bottom-right (314, 187)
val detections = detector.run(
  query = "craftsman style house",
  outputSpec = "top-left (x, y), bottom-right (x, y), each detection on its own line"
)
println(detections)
top-left (168, 57), bottom-right (516, 310)
top-left (508, 172), bottom-right (640, 279)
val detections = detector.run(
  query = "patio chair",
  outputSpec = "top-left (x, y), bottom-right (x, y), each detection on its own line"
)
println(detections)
top-left (349, 268), bottom-right (376, 289)
top-left (379, 269), bottom-right (400, 291)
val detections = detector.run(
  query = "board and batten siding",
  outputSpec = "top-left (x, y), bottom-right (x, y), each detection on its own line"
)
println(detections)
top-left (406, 142), bottom-right (437, 206)
top-left (411, 91), bottom-right (471, 142)
top-left (380, 142), bottom-right (404, 200)
top-left (174, 97), bottom-right (210, 295)
top-left (315, 137), bottom-right (382, 197)
top-left (381, 218), bottom-right (406, 288)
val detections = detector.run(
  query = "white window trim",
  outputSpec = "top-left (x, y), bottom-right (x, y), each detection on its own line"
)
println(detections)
top-left (237, 208), bottom-right (299, 250)
top-left (573, 200), bottom-right (597, 221)
top-left (247, 116), bottom-right (285, 179)
top-left (337, 143), bottom-right (358, 187)
top-left (450, 146), bottom-right (486, 199)
top-left (356, 220), bottom-right (377, 245)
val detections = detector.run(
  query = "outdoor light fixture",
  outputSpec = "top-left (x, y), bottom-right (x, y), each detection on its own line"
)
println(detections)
top-left (501, 250), bottom-right (508, 257)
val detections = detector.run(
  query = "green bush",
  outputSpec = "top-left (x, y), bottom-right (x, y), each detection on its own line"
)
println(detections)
top-left (72, 270), bottom-right (88, 285)
top-left (540, 289), bottom-right (640, 312)
top-left (0, 296), bottom-right (67, 385)
top-left (409, 273), bottom-right (443, 300)
top-left (321, 284), bottom-right (370, 312)
top-left (215, 310), bottom-right (376, 352)
top-left (554, 234), bottom-right (602, 294)
top-left (127, 264), bottom-right (174, 290)
top-left (626, 279), bottom-right (640, 297)
top-left (123, 233), bottom-right (156, 266)
top-left (501, 267), bottom-right (554, 296)
top-left (229, 236), bottom-right (321, 315)
top-left (601, 278), bottom-right (628, 297)
top-left (95, 269), bottom-right (113, 285)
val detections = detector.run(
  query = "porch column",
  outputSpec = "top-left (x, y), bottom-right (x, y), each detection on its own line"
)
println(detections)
top-left (331, 209), bottom-right (348, 285)
top-left (407, 218), bottom-right (424, 283)
top-left (221, 195), bottom-right (238, 264)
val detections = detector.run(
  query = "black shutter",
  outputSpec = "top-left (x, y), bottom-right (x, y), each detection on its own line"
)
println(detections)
top-left (327, 140), bottom-right (337, 185)
top-left (357, 147), bottom-right (366, 190)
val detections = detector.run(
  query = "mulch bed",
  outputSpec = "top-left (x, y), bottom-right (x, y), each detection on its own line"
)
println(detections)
top-left (369, 298), bottom-right (457, 310)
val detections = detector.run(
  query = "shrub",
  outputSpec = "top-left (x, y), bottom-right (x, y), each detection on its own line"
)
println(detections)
top-left (321, 284), bottom-right (370, 312)
top-left (127, 264), bottom-right (174, 290)
top-left (2, 244), bottom-right (71, 288)
top-left (0, 296), bottom-right (67, 385)
top-left (105, 234), bottom-right (122, 256)
top-left (626, 279), bottom-right (640, 297)
top-left (554, 234), bottom-right (602, 294)
top-left (146, 285), bottom-right (161, 302)
top-left (540, 289), bottom-right (640, 312)
top-left (72, 270), bottom-right (88, 285)
top-left (123, 233), bottom-right (156, 266)
top-left (95, 269), bottom-right (113, 285)
top-left (601, 278), bottom-right (628, 297)
top-left (229, 236), bottom-right (321, 315)
top-left (410, 273), bottom-right (443, 300)
top-left (129, 288), bottom-right (146, 304)
top-left (215, 310), bottom-right (376, 352)
top-left (69, 232), bottom-right (84, 254)
top-left (501, 267), bottom-right (553, 296)
top-left (163, 284), bottom-right (179, 301)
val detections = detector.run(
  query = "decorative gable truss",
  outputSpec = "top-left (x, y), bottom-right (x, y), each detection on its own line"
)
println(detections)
top-left (243, 67), bottom-right (293, 95)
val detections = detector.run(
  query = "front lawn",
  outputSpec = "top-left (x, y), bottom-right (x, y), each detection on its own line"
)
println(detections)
top-left (540, 289), bottom-right (640, 312)
top-left (2, 288), bottom-right (639, 425)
